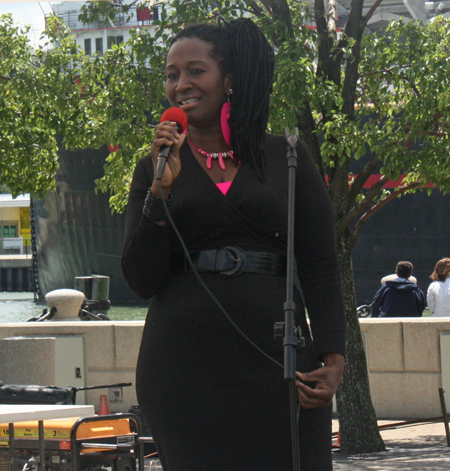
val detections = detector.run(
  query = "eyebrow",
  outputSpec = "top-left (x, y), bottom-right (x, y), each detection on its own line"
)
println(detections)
top-left (165, 60), bottom-right (209, 70)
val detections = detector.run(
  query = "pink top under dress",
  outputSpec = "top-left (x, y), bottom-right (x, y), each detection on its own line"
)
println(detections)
top-left (216, 181), bottom-right (232, 195)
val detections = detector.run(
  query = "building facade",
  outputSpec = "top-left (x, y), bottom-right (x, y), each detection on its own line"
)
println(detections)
top-left (50, 1), bottom-right (162, 54)
top-left (0, 193), bottom-right (33, 292)
top-left (0, 194), bottom-right (31, 256)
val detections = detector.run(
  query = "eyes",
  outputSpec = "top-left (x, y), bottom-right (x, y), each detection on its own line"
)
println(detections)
top-left (165, 68), bottom-right (205, 80)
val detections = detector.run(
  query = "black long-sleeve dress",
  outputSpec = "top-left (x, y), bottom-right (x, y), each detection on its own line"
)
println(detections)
top-left (122, 134), bottom-right (346, 471)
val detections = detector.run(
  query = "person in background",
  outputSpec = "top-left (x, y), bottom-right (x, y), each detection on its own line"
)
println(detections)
top-left (371, 261), bottom-right (425, 317)
top-left (427, 258), bottom-right (450, 317)
top-left (381, 272), bottom-right (417, 285)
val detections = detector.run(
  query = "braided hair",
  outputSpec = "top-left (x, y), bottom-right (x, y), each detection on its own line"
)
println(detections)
top-left (168, 18), bottom-right (275, 179)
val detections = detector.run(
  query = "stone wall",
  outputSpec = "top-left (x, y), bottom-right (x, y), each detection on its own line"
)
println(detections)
top-left (0, 321), bottom-right (143, 414)
top-left (0, 319), bottom-right (449, 419)
top-left (360, 318), bottom-right (450, 418)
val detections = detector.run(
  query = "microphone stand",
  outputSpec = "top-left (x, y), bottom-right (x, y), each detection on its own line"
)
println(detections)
top-left (274, 127), bottom-right (305, 471)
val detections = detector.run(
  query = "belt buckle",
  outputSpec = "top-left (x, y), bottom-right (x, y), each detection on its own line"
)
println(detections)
top-left (220, 246), bottom-right (246, 277)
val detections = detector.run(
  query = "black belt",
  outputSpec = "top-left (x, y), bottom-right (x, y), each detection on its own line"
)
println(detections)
top-left (183, 246), bottom-right (286, 278)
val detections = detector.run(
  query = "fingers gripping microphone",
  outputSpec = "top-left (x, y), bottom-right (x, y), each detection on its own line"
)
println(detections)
top-left (155, 107), bottom-right (188, 180)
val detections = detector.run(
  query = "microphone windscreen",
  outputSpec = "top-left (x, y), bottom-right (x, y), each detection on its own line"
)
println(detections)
top-left (160, 107), bottom-right (188, 133)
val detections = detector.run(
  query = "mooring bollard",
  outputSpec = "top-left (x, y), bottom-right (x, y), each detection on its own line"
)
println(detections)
top-left (45, 288), bottom-right (86, 321)
top-left (75, 275), bottom-right (111, 316)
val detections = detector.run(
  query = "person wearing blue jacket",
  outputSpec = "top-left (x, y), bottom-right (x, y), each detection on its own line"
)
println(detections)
top-left (371, 261), bottom-right (426, 317)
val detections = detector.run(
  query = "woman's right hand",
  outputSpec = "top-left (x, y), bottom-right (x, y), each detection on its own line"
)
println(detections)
top-left (150, 120), bottom-right (186, 198)
top-left (296, 352), bottom-right (344, 409)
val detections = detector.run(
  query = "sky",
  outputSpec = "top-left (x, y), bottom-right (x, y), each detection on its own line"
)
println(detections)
top-left (0, 2), bottom-right (57, 47)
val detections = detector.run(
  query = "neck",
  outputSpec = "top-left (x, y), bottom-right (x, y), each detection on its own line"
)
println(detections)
top-left (187, 125), bottom-right (231, 152)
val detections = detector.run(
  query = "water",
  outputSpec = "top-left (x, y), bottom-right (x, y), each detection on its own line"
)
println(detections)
top-left (0, 292), bottom-right (148, 323)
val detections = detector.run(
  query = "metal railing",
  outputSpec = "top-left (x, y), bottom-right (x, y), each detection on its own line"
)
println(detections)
top-left (0, 237), bottom-right (27, 255)
top-left (48, 5), bottom-right (162, 32)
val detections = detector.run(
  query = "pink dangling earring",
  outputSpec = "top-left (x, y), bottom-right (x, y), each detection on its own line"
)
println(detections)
top-left (221, 89), bottom-right (232, 147)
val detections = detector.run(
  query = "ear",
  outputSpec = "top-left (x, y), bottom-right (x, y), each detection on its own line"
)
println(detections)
top-left (224, 74), bottom-right (232, 95)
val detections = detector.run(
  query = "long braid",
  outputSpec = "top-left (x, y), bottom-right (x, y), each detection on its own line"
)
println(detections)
top-left (168, 19), bottom-right (275, 180)
top-left (225, 19), bottom-right (274, 179)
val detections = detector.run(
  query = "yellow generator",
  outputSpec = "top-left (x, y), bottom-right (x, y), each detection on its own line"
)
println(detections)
top-left (0, 413), bottom-right (144, 471)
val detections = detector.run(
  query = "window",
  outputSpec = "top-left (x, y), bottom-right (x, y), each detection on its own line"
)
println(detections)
top-left (107, 36), bottom-right (124, 49)
top-left (0, 223), bottom-right (20, 253)
top-left (84, 38), bottom-right (91, 55)
top-left (1, 224), bottom-right (17, 239)
top-left (95, 37), bottom-right (103, 55)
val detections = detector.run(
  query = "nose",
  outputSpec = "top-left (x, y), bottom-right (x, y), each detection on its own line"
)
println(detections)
top-left (175, 71), bottom-right (193, 93)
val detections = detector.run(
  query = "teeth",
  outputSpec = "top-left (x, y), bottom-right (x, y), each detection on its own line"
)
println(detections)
top-left (182, 98), bottom-right (198, 105)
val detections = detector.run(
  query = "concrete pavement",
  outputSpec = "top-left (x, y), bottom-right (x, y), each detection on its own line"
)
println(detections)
top-left (142, 419), bottom-right (450, 470)
top-left (332, 419), bottom-right (450, 470)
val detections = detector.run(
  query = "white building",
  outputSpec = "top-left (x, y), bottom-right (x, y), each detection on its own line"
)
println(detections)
top-left (49, 0), bottom-right (450, 57)
top-left (49, 1), bottom-right (163, 55)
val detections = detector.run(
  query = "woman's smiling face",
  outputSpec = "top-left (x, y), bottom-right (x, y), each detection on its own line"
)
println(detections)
top-left (165, 37), bottom-right (231, 129)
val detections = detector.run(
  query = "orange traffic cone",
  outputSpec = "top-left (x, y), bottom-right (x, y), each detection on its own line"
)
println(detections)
top-left (332, 429), bottom-right (340, 448)
top-left (99, 394), bottom-right (111, 415)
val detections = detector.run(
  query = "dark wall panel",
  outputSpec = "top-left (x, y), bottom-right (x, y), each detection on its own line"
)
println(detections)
top-left (352, 190), bottom-right (450, 305)
top-left (35, 138), bottom-right (450, 304)
top-left (34, 141), bottom-right (141, 302)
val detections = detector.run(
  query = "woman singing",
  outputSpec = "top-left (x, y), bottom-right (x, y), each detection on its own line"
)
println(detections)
top-left (122, 18), bottom-right (345, 471)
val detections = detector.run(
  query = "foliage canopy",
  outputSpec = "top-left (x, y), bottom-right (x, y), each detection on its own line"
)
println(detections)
top-left (1, 4), bottom-right (450, 222)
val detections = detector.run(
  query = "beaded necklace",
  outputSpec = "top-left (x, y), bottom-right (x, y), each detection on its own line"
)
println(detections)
top-left (188, 137), bottom-right (234, 170)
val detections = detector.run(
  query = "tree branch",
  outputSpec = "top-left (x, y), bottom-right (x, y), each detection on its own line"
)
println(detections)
top-left (350, 181), bottom-right (421, 244)
top-left (336, 174), bottom-right (389, 237)
top-left (296, 105), bottom-right (325, 182)
top-left (314, 0), bottom-right (330, 78)
top-left (326, 0), bottom-right (344, 85)
top-left (362, 0), bottom-right (384, 30)
top-left (266, 0), bottom-right (294, 36)
top-left (329, 158), bottom-right (351, 218)
top-left (254, 0), bottom-right (272, 15)
top-left (327, 0), bottom-right (338, 45)
top-left (421, 130), bottom-right (448, 137)
top-left (342, 0), bottom-right (365, 118)
top-left (359, 63), bottom-right (412, 78)
top-left (349, 156), bottom-right (381, 203)
top-left (401, 74), bottom-right (421, 98)
top-left (249, 1), bottom-right (265, 16)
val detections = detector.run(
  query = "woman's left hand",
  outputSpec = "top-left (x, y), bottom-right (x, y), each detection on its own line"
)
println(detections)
top-left (295, 352), bottom-right (345, 409)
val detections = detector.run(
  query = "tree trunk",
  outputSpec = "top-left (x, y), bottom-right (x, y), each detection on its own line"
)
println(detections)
top-left (335, 231), bottom-right (385, 454)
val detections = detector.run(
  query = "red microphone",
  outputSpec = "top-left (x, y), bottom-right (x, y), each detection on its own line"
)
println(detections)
top-left (160, 107), bottom-right (188, 132)
top-left (156, 107), bottom-right (188, 180)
